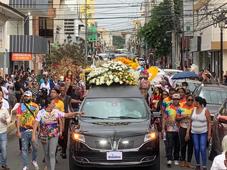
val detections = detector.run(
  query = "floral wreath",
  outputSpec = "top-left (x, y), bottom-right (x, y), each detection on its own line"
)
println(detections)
top-left (87, 61), bottom-right (137, 86)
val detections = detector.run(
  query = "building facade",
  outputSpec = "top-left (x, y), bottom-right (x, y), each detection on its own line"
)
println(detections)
top-left (0, 0), bottom-right (50, 73)
top-left (192, 0), bottom-right (227, 78)
top-left (54, 0), bottom-right (84, 44)
top-left (0, 1), bottom-right (25, 75)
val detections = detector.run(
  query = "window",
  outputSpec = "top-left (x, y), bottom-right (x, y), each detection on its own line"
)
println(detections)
top-left (39, 17), bottom-right (53, 37)
top-left (64, 19), bottom-right (75, 35)
top-left (200, 89), bottom-right (227, 105)
top-left (82, 98), bottom-right (148, 119)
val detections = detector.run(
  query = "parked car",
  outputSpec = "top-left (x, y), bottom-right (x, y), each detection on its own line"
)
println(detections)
top-left (209, 98), bottom-right (227, 160)
top-left (193, 84), bottom-right (227, 117)
top-left (69, 86), bottom-right (160, 170)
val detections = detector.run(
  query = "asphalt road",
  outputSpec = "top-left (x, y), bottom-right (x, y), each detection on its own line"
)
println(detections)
top-left (7, 131), bottom-right (212, 170)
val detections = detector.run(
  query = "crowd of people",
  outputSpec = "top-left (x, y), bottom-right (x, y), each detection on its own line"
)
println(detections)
top-left (0, 65), bottom-right (226, 170)
top-left (138, 70), bottom-right (214, 170)
top-left (0, 69), bottom-right (86, 170)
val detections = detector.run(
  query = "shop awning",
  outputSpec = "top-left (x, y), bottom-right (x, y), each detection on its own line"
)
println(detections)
top-left (0, 2), bottom-right (25, 21)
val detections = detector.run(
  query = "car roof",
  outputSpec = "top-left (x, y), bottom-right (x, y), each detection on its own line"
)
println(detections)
top-left (201, 84), bottom-right (227, 90)
top-left (86, 86), bottom-right (143, 98)
top-left (163, 69), bottom-right (183, 72)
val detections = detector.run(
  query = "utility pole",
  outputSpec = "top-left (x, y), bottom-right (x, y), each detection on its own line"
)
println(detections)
top-left (220, 26), bottom-right (223, 83)
top-left (3, 49), bottom-right (7, 77)
top-left (85, 0), bottom-right (88, 57)
top-left (170, 0), bottom-right (177, 69)
top-left (144, 0), bottom-right (149, 66)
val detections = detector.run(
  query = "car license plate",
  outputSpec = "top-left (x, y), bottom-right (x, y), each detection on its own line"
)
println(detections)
top-left (106, 151), bottom-right (122, 160)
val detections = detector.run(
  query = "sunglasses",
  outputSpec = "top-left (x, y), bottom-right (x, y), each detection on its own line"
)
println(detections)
top-left (187, 99), bottom-right (194, 102)
top-left (163, 93), bottom-right (168, 96)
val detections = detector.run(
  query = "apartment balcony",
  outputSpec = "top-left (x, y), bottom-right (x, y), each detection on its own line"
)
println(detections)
top-left (9, 0), bottom-right (50, 16)
top-left (193, 0), bottom-right (209, 11)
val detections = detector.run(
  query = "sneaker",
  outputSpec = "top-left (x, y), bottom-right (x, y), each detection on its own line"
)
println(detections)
top-left (202, 166), bottom-right (207, 170)
top-left (179, 161), bottom-right (186, 167)
top-left (22, 167), bottom-right (28, 170)
top-left (167, 160), bottom-right (172, 168)
top-left (185, 162), bottom-right (194, 169)
top-left (174, 160), bottom-right (179, 166)
top-left (32, 160), bottom-right (39, 170)
top-left (61, 152), bottom-right (67, 159)
top-left (195, 165), bottom-right (200, 170)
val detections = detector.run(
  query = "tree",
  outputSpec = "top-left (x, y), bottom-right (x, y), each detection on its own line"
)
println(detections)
top-left (113, 36), bottom-right (125, 49)
top-left (45, 42), bottom-right (88, 77)
top-left (139, 0), bottom-right (174, 58)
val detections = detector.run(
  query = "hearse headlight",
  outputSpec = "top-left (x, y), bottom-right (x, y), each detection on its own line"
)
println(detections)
top-left (72, 132), bottom-right (85, 143)
top-left (144, 131), bottom-right (158, 142)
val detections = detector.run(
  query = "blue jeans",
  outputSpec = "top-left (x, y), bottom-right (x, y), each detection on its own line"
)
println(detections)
top-left (42, 136), bottom-right (59, 170)
top-left (0, 132), bottom-right (7, 166)
top-left (21, 130), bottom-right (38, 167)
top-left (192, 133), bottom-right (207, 167)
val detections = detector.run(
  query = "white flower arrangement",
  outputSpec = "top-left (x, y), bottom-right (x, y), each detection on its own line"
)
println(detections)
top-left (87, 61), bottom-right (137, 86)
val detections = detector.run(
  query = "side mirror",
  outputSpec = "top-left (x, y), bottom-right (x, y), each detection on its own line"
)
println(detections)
top-left (71, 116), bottom-right (79, 126)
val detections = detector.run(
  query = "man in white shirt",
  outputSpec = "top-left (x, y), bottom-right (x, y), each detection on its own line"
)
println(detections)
top-left (0, 91), bottom-right (9, 110)
top-left (0, 98), bottom-right (11, 170)
top-left (40, 77), bottom-right (51, 95)
top-left (211, 135), bottom-right (227, 170)
top-left (0, 86), bottom-right (9, 101)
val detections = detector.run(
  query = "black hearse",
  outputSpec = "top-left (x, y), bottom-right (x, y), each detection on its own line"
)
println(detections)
top-left (69, 86), bottom-right (160, 170)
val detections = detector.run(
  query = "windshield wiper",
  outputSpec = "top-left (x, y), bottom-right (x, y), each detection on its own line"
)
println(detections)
top-left (108, 116), bottom-right (138, 119)
top-left (81, 116), bottom-right (106, 120)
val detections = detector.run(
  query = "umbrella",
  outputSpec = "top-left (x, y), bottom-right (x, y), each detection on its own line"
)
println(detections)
top-left (172, 71), bottom-right (198, 80)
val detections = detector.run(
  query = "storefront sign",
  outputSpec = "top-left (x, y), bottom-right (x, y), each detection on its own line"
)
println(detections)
top-left (12, 53), bottom-right (32, 61)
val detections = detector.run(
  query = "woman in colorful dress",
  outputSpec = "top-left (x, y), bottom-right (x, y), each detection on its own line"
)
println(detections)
top-left (176, 94), bottom-right (194, 168)
top-left (150, 87), bottom-right (162, 111)
top-left (32, 99), bottom-right (82, 170)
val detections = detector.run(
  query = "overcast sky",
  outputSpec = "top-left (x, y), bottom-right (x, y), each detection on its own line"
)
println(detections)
top-left (95, 0), bottom-right (144, 31)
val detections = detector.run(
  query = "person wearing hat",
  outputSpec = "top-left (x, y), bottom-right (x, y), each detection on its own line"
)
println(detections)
top-left (163, 93), bottom-right (181, 167)
top-left (15, 91), bottom-right (39, 170)
top-left (0, 97), bottom-right (11, 170)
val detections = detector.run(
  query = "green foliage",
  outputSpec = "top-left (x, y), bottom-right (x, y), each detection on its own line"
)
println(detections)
top-left (46, 42), bottom-right (87, 67)
top-left (113, 36), bottom-right (125, 49)
top-left (139, 0), bottom-right (175, 58)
